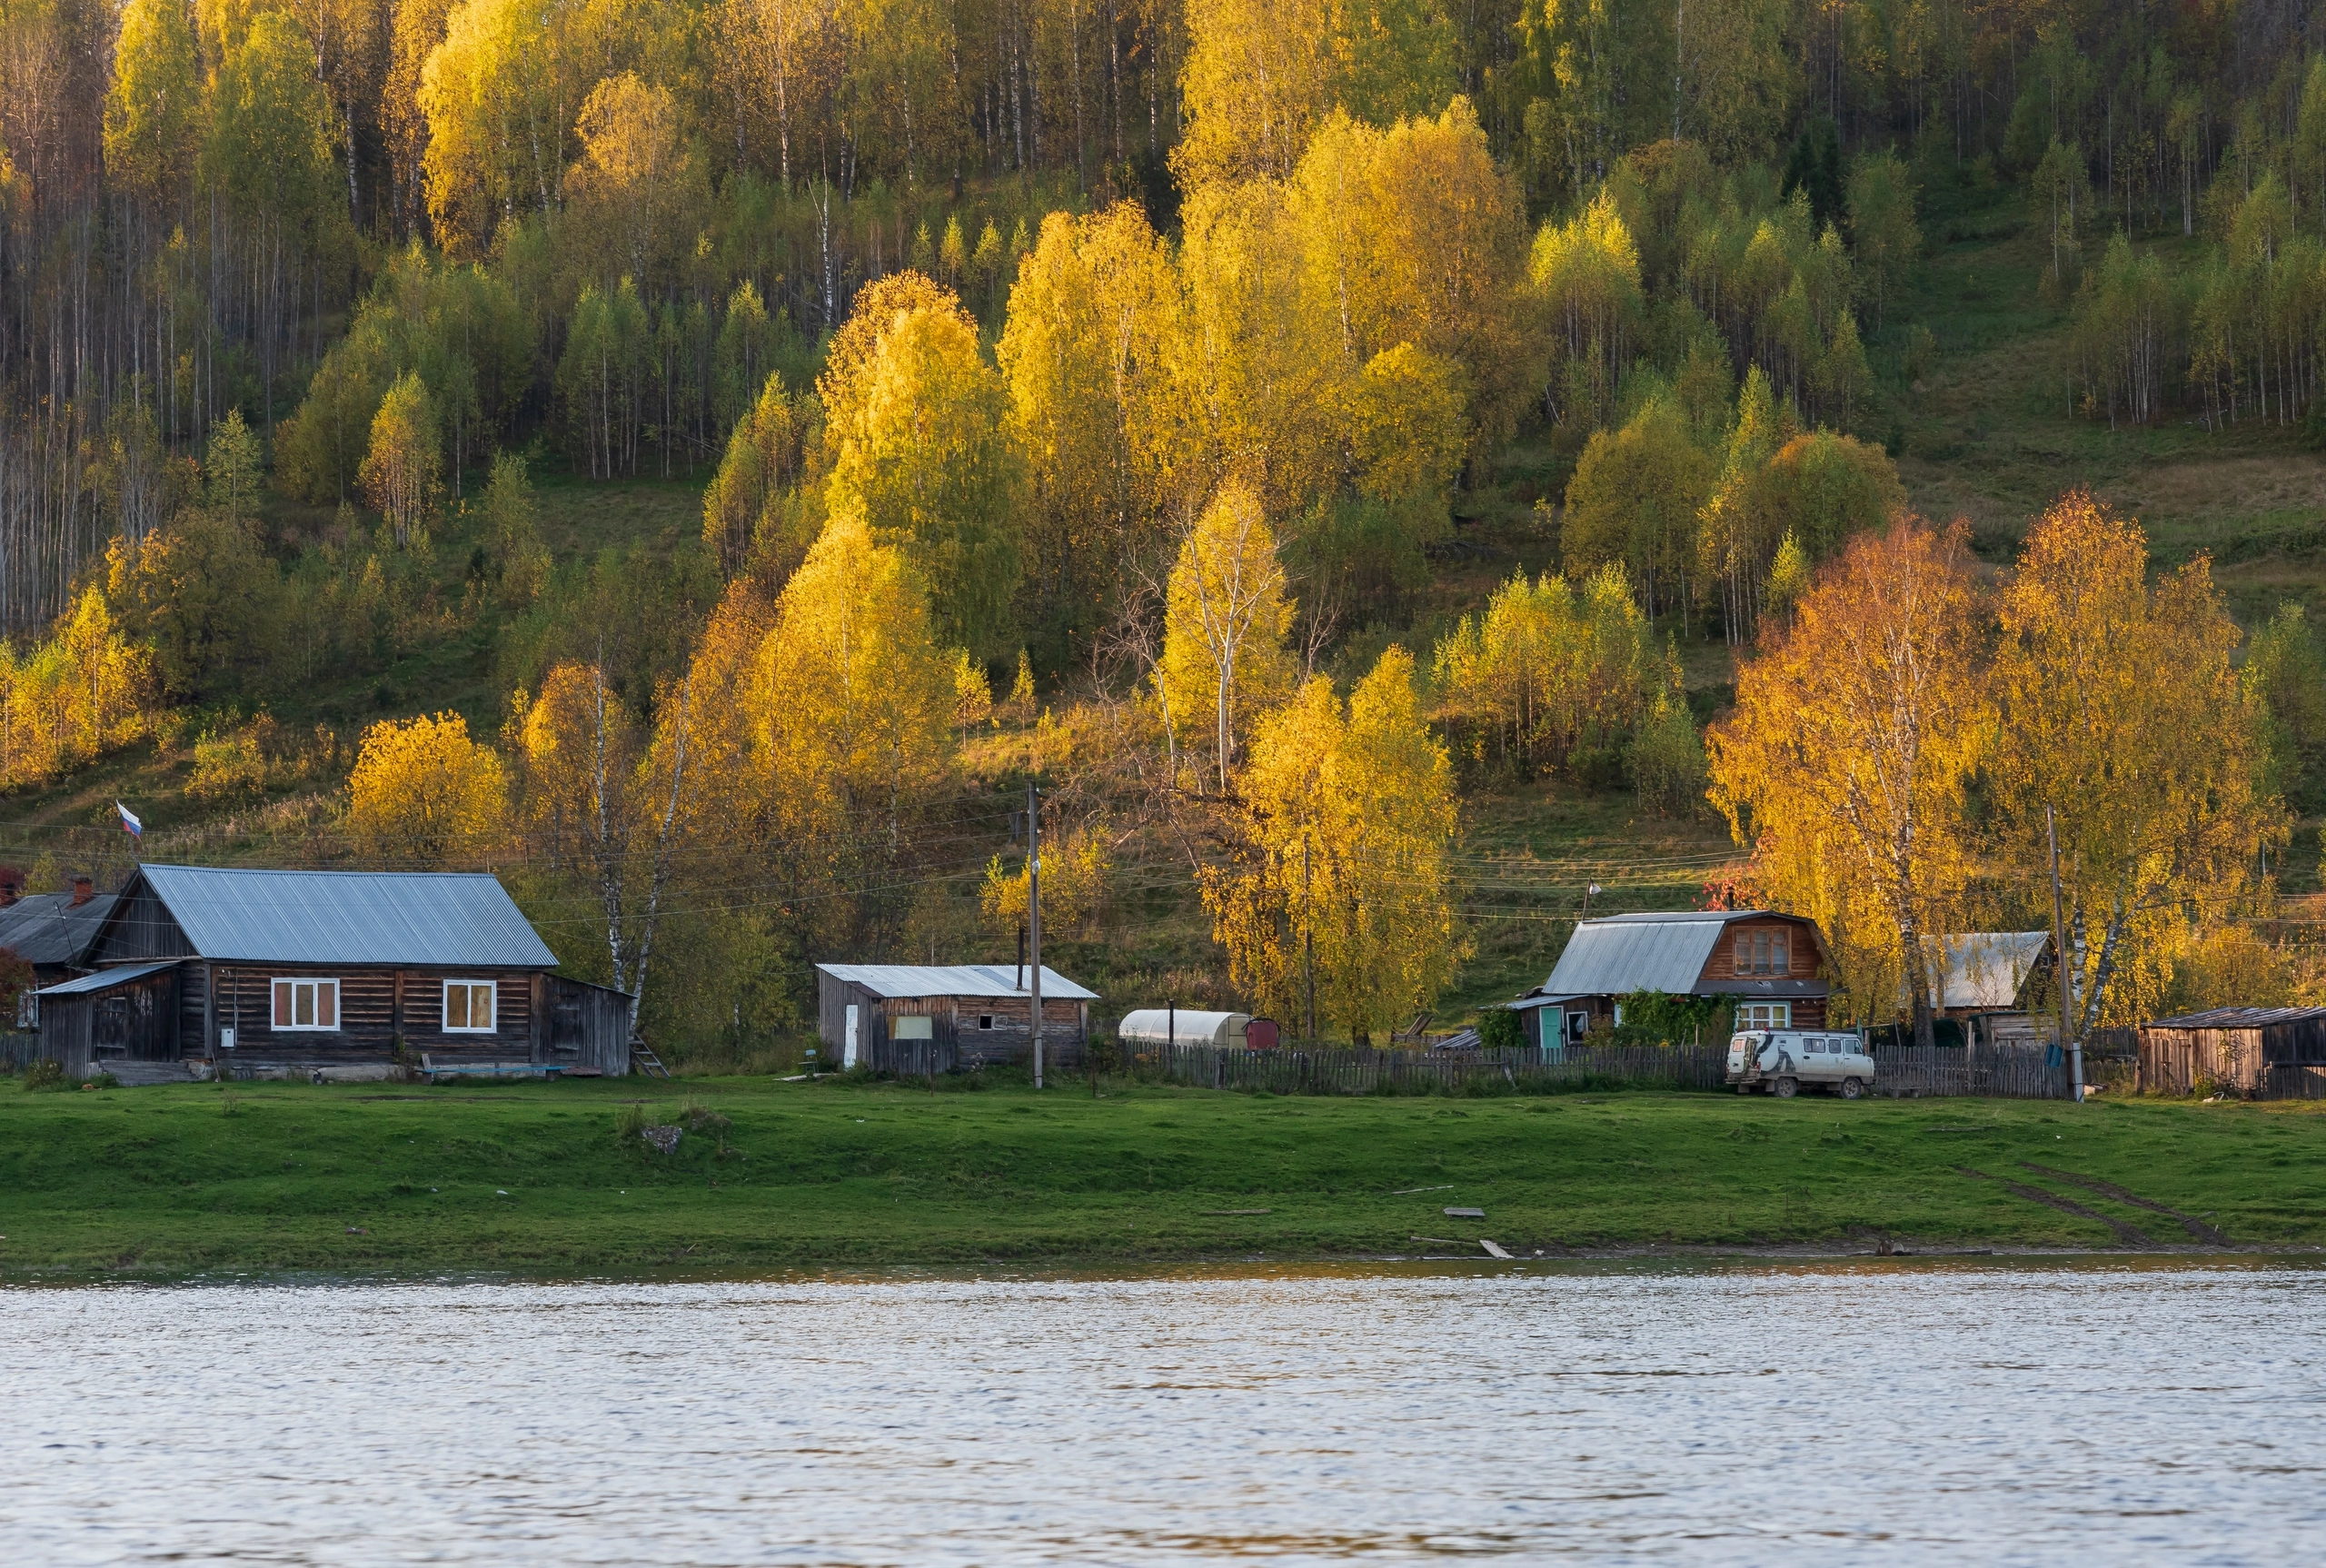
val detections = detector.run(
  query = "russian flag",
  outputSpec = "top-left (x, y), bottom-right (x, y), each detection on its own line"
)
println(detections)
top-left (116, 801), bottom-right (141, 838)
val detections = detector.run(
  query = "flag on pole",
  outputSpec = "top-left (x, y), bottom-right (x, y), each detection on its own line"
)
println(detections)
top-left (1587, 883), bottom-right (1601, 896)
top-left (116, 802), bottom-right (142, 838)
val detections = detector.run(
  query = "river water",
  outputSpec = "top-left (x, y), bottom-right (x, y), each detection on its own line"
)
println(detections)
top-left (2, 1259), bottom-right (2319, 1563)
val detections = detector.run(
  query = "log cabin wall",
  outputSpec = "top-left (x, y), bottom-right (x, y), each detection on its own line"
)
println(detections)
top-left (205, 965), bottom-right (539, 1067)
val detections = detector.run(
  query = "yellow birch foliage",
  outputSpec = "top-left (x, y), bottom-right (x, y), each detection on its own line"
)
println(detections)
top-left (980, 823), bottom-right (1112, 938)
top-left (1707, 521), bottom-right (1990, 1036)
top-left (822, 293), bottom-right (1021, 658)
top-left (1158, 480), bottom-right (1297, 790)
top-left (1431, 563), bottom-right (1663, 776)
top-left (1988, 491), bottom-right (2287, 1028)
top-left (750, 509), bottom-right (958, 841)
top-left (997, 204), bottom-right (1181, 621)
top-left (0, 590), bottom-right (153, 789)
top-left (346, 710), bottom-right (508, 864)
top-left (1202, 647), bottom-right (1466, 1042)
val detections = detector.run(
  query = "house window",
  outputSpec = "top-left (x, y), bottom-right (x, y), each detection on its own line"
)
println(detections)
top-left (273, 978), bottom-right (339, 1031)
top-left (1566, 1009), bottom-right (1591, 1044)
top-left (892, 1015), bottom-right (933, 1040)
top-left (1735, 931), bottom-right (1791, 976)
top-left (443, 979), bottom-right (497, 1033)
top-left (1736, 1003), bottom-right (1791, 1030)
top-left (979, 1015), bottom-right (994, 1030)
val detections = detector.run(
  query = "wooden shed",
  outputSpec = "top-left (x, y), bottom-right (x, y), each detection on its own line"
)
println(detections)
top-left (814, 963), bottom-right (1095, 1069)
top-left (36, 864), bottom-right (633, 1081)
top-left (2136, 1007), bottom-right (2326, 1099)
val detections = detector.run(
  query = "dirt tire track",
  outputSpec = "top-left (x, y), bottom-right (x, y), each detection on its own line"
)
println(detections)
top-left (1956, 1166), bottom-right (2155, 1246)
top-left (2017, 1162), bottom-right (2232, 1244)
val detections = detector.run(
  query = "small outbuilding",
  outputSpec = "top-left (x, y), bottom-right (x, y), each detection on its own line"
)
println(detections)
top-left (814, 962), bottom-right (1096, 1068)
top-left (0, 872), bottom-right (121, 1023)
top-left (2136, 1007), bottom-right (2326, 1098)
top-left (1514, 909), bottom-right (1833, 1047)
top-left (1927, 931), bottom-right (2059, 1048)
top-left (37, 864), bottom-right (633, 1081)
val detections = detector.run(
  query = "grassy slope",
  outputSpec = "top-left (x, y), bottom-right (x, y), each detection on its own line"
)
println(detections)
top-left (2, 1076), bottom-right (2319, 1274)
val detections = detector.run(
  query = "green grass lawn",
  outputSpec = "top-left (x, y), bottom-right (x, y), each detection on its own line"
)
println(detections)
top-left (2, 1074), bottom-right (2317, 1275)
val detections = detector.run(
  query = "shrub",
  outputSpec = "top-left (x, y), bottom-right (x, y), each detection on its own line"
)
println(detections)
top-left (21, 1057), bottom-right (65, 1091)
top-left (1477, 1007), bottom-right (1525, 1051)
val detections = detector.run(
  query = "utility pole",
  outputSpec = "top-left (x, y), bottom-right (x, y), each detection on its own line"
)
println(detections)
top-left (2046, 805), bottom-right (2082, 1103)
top-left (1302, 835), bottom-right (1317, 1047)
top-left (1029, 779), bottom-right (1044, 1090)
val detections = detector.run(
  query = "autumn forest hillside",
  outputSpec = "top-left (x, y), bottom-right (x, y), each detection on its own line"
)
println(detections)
top-left (4, 0), bottom-right (2326, 1057)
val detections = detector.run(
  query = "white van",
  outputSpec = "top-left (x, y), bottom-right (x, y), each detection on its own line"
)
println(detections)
top-left (1727, 1029), bottom-right (1875, 1098)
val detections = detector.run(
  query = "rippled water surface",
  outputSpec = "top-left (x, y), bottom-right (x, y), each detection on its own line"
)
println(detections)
top-left (2, 1260), bottom-right (2321, 1563)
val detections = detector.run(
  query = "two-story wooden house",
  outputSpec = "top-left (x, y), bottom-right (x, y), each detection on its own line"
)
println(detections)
top-left (1512, 909), bottom-right (1833, 1047)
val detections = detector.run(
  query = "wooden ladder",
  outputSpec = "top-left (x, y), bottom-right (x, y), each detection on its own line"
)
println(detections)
top-left (631, 1039), bottom-right (672, 1078)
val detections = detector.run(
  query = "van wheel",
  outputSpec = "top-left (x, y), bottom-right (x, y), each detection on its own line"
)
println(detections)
top-left (1838, 1077), bottom-right (1864, 1100)
top-left (1774, 1077), bottom-right (1798, 1099)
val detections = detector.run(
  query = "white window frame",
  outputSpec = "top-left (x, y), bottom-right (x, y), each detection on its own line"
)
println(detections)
top-left (1735, 1002), bottom-right (1791, 1030)
top-left (272, 978), bottom-right (340, 1032)
top-left (442, 978), bottom-right (497, 1034)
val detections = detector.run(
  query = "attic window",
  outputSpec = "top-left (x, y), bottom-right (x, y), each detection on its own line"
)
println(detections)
top-left (1735, 931), bottom-right (1792, 976)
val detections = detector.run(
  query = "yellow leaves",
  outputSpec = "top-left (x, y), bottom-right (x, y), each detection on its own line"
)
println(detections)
top-left (1203, 647), bottom-right (1466, 1042)
top-left (751, 509), bottom-right (958, 839)
top-left (1158, 480), bottom-right (1296, 790)
top-left (1990, 490), bottom-right (2287, 1027)
top-left (822, 286), bottom-right (1020, 657)
top-left (980, 824), bottom-right (1112, 938)
top-left (1343, 344), bottom-right (1466, 503)
top-left (1431, 563), bottom-right (1663, 777)
top-left (359, 372), bottom-right (440, 551)
top-left (952, 650), bottom-right (994, 728)
top-left (346, 710), bottom-right (508, 865)
top-left (1707, 521), bottom-right (1988, 1022)
top-left (0, 589), bottom-right (155, 789)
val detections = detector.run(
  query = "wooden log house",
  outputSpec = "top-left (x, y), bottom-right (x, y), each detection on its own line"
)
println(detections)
top-left (36, 864), bottom-right (633, 1081)
top-left (814, 963), bottom-right (1096, 1068)
top-left (1511, 910), bottom-right (1834, 1047)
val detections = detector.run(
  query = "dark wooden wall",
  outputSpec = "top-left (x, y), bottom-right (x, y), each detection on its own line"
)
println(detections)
top-left (1695, 918), bottom-right (1824, 986)
top-left (544, 976), bottom-right (632, 1075)
top-left (92, 883), bottom-right (196, 961)
top-left (817, 973), bottom-right (1088, 1067)
top-left (206, 965), bottom-right (539, 1067)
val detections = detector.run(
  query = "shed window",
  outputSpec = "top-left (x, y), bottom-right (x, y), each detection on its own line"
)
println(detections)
top-left (272, 978), bottom-right (339, 1031)
top-left (443, 980), bottom-right (497, 1033)
top-left (979, 1015), bottom-right (993, 1030)
top-left (892, 1015), bottom-right (933, 1040)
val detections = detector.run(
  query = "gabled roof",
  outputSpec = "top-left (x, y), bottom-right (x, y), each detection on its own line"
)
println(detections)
top-left (37, 958), bottom-right (174, 996)
top-left (815, 962), bottom-right (1098, 1001)
top-left (1930, 932), bottom-right (2051, 1011)
top-left (0, 890), bottom-right (119, 968)
top-left (1541, 910), bottom-right (1820, 997)
top-left (123, 865), bottom-right (557, 968)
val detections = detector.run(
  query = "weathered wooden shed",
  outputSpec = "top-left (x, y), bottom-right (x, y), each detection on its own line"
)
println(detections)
top-left (2136, 1007), bottom-right (2326, 1098)
top-left (36, 864), bottom-right (633, 1081)
top-left (814, 963), bottom-right (1095, 1068)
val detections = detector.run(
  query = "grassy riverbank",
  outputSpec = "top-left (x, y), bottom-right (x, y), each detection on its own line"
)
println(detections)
top-left (2, 1075), bottom-right (2321, 1275)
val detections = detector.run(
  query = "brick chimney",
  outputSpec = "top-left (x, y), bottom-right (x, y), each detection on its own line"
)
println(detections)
top-left (70, 874), bottom-right (93, 907)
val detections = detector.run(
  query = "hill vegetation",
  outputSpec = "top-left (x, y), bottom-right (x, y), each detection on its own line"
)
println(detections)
top-left (0, 0), bottom-right (2324, 1055)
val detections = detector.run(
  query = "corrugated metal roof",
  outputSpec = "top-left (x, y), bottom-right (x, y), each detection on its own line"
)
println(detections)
top-left (1930, 932), bottom-right (2050, 1011)
top-left (815, 962), bottom-right (1098, 1001)
top-left (37, 958), bottom-right (175, 996)
top-left (0, 890), bottom-right (118, 968)
top-left (135, 865), bottom-right (558, 968)
top-left (2148, 1006), bottom-right (2326, 1029)
top-left (1544, 913), bottom-right (1754, 996)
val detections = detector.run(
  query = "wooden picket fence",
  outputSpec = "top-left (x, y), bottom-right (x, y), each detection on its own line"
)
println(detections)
top-left (851, 1031), bottom-right (2072, 1100)
top-left (1146, 1043), bottom-right (1729, 1096)
top-left (1869, 1044), bottom-right (2071, 1099)
top-left (0, 1034), bottom-right (45, 1072)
